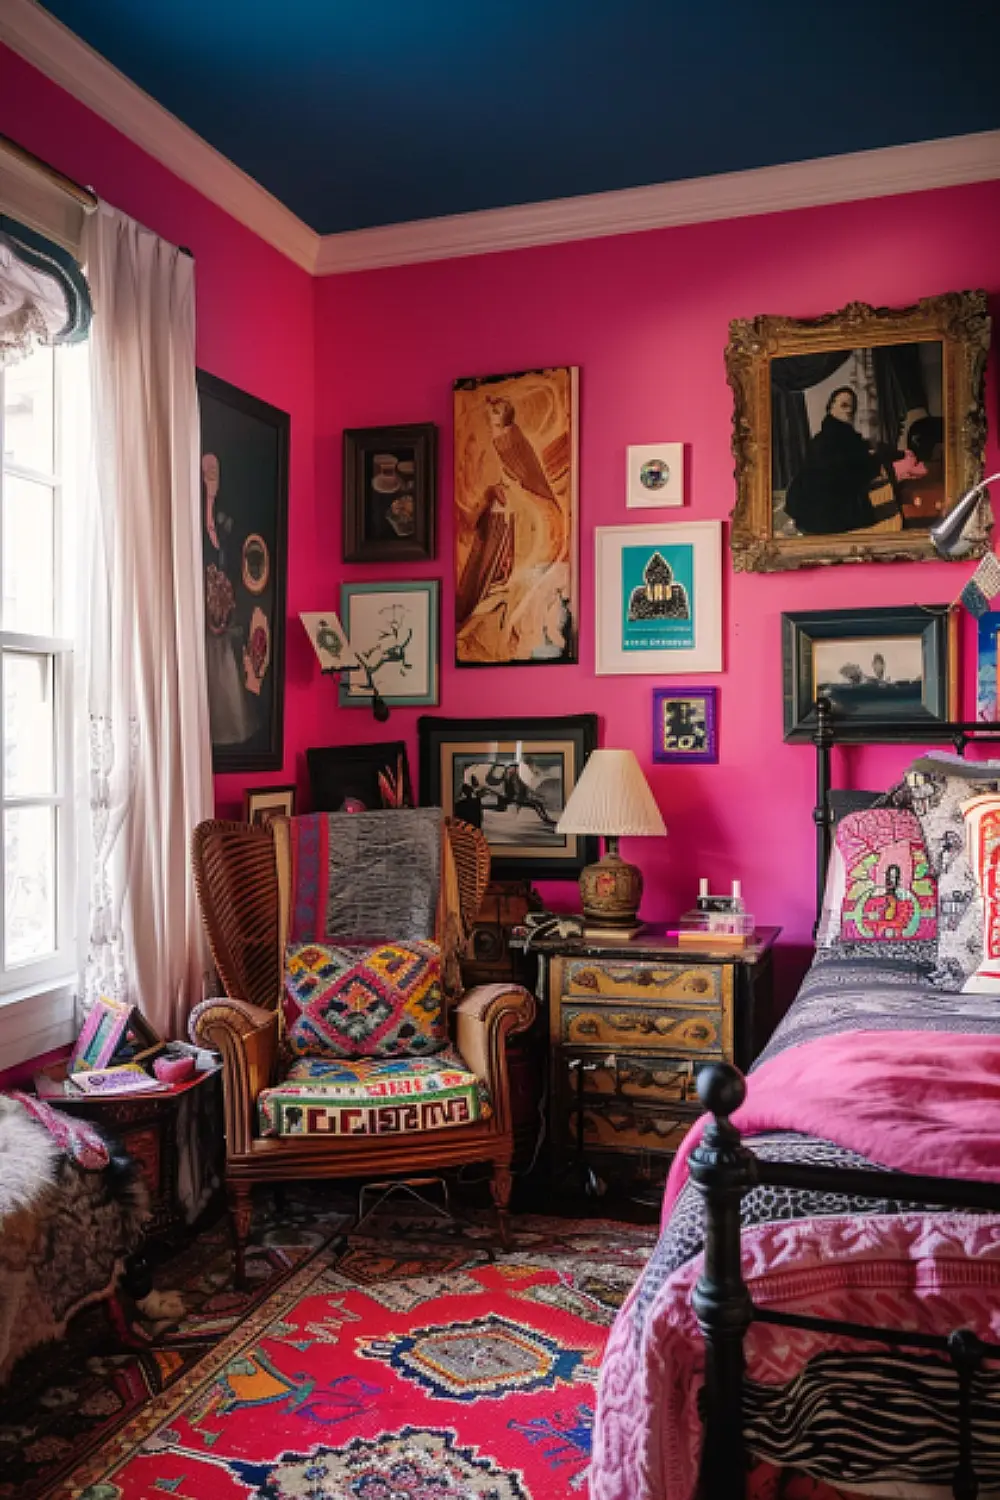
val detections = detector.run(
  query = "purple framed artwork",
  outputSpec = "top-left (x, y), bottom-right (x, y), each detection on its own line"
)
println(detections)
top-left (652, 687), bottom-right (718, 764)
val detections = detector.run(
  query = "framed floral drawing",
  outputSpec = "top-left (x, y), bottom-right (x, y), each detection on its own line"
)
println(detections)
top-left (198, 370), bottom-right (289, 772)
top-left (652, 687), bottom-right (718, 763)
top-left (595, 521), bottom-right (722, 675)
top-left (454, 366), bottom-right (578, 666)
top-left (726, 291), bottom-right (990, 572)
top-left (339, 580), bottom-right (439, 708)
top-left (342, 422), bottom-right (437, 563)
top-left (418, 713), bottom-right (598, 880)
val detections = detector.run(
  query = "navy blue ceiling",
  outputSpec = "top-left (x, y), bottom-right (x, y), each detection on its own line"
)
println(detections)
top-left (39, 0), bottom-right (1000, 236)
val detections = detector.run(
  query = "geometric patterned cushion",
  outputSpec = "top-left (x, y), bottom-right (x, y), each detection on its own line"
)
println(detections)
top-left (256, 1048), bottom-right (491, 1139)
top-left (283, 939), bottom-right (445, 1060)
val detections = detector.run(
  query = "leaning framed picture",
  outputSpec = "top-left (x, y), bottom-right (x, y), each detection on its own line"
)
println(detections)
top-left (343, 422), bottom-right (437, 563)
top-left (454, 366), bottom-right (579, 666)
top-left (652, 687), bottom-right (719, 764)
top-left (244, 784), bottom-right (297, 827)
top-left (782, 604), bottom-right (958, 743)
top-left (418, 713), bottom-right (599, 880)
top-left (198, 369), bottom-right (290, 772)
top-left (726, 291), bottom-right (991, 573)
top-left (595, 521), bottom-right (722, 675)
top-left (339, 580), bottom-right (439, 708)
top-left (306, 741), bottom-right (413, 812)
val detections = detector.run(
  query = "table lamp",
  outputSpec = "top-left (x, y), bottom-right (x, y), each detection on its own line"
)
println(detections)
top-left (556, 748), bottom-right (666, 935)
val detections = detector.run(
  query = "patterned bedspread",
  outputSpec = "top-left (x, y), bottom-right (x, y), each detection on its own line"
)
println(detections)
top-left (592, 957), bottom-right (1000, 1499)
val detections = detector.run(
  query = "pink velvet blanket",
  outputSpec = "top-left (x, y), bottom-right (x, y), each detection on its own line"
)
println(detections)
top-left (663, 1027), bottom-right (1000, 1223)
top-left (591, 1029), bottom-right (1000, 1500)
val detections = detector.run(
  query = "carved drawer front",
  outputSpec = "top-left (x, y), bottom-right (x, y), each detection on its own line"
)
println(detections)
top-left (561, 1052), bottom-right (702, 1106)
top-left (561, 1003), bottom-right (723, 1055)
top-left (565, 958), bottom-right (722, 1006)
top-left (580, 1106), bottom-right (693, 1157)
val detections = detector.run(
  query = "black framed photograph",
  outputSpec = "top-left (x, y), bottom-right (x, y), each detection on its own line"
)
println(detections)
top-left (782, 604), bottom-right (958, 743)
top-left (198, 369), bottom-right (290, 773)
top-left (418, 714), bottom-right (598, 880)
top-left (343, 422), bottom-right (437, 563)
top-left (306, 741), bottom-right (413, 813)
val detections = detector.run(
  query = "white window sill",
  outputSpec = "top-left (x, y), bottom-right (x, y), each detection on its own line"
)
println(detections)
top-left (0, 977), bottom-right (77, 1073)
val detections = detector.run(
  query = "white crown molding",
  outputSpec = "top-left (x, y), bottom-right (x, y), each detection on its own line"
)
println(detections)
top-left (1, 0), bottom-right (321, 273)
top-left (315, 130), bottom-right (1000, 276)
top-left (4, 2), bottom-right (998, 278)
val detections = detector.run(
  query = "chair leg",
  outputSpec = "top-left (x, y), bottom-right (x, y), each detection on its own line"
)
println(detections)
top-left (490, 1161), bottom-right (513, 1249)
top-left (229, 1181), bottom-right (253, 1289)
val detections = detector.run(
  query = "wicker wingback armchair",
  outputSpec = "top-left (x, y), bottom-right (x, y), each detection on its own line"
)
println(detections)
top-left (190, 816), bottom-right (535, 1282)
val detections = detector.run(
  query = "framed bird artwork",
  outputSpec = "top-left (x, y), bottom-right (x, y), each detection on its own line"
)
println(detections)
top-left (453, 367), bottom-right (579, 667)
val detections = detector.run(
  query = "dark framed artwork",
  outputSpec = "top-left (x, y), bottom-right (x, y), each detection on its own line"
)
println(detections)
top-left (782, 604), bottom-right (958, 743)
top-left (343, 423), bottom-right (437, 563)
top-left (727, 292), bottom-right (990, 572)
top-left (652, 687), bottom-right (719, 764)
top-left (418, 713), bottom-right (598, 880)
top-left (198, 369), bottom-right (289, 773)
top-left (454, 367), bottom-right (579, 666)
top-left (306, 741), bottom-right (413, 813)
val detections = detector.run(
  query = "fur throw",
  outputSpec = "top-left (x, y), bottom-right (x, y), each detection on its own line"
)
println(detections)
top-left (0, 1095), bottom-right (59, 1219)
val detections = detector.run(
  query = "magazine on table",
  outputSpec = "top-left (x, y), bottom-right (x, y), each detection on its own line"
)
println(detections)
top-left (71, 1064), bottom-right (169, 1096)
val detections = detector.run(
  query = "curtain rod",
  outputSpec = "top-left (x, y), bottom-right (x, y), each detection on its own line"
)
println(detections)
top-left (0, 131), bottom-right (98, 212)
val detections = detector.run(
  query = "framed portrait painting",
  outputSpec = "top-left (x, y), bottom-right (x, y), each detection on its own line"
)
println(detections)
top-left (595, 521), bottom-right (722, 675)
top-left (198, 370), bottom-right (289, 772)
top-left (454, 366), bottom-right (578, 666)
top-left (343, 422), bottom-right (437, 563)
top-left (653, 687), bottom-right (718, 764)
top-left (339, 580), bottom-right (439, 708)
top-left (782, 604), bottom-right (958, 743)
top-left (726, 291), bottom-right (990, 572)
top-left (418, 714), bottom-right (598, 880)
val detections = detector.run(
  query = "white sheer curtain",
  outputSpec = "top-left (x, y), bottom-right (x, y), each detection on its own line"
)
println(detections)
top-left (80, 201), bottom-right (213, 1039)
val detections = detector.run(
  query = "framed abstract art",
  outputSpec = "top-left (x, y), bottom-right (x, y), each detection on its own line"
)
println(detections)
top-left (454, 367), bottom-right (579, 666)
top-left (653, 687), bottom-right (718, 763)
top-left (198, 370), bottom-right (289, 772)
top-left (594, 521), bottom-right (722, 675)
top-left (726, 291), bottom-right (990, 573)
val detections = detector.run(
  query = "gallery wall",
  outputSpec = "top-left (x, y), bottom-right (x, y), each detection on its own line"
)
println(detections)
top-left (311, 180), bottom-right (1000, 959)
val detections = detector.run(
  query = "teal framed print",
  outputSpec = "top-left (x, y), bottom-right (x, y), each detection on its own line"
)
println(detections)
top-left (595, 521), bottom-right (722, 674)
top-left (339, 580), bottom-right (440, 708)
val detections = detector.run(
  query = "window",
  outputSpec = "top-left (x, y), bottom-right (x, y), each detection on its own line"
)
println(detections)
top-left (0, 342), bottom-right (79, 996)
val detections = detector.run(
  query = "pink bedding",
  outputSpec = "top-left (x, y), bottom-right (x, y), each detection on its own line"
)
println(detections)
top-left (592, 1028), bottom-right (1000, 1500)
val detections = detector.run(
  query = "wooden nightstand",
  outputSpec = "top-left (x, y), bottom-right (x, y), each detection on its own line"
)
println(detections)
top-left (535, 925), bottom-right (780, 1190)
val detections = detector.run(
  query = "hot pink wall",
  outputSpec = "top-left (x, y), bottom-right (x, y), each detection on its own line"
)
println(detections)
top-left (0, 44), bottom-right (321, 816)
top-left (313, 182), bottom-right (1000, 975)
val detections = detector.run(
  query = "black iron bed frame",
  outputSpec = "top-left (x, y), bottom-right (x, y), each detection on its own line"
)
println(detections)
top-left (693, 698), bottom-right (1000, 1500)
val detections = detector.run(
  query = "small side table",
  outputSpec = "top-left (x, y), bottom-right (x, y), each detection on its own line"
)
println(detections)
top-left (532, 924), bottom-right (781, 1194)
top-left (38, 1062), bottom-right (224, 1242)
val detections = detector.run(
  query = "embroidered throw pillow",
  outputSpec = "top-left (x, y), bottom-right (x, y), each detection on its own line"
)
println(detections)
top-left (823, 807), bottom-right (937, 961)
top-left (283, 939), bottom-right (446, 1059)
top-left (959, 794), bottom-right (1000, 994)
top-left (815, 792), bottom-right (890, 947)
top-left (901, 759), bottom-right (1000, 990)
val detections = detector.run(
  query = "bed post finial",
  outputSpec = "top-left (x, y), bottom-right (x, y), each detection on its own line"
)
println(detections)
top-left (690, 1062), bottom-right (754, 1500)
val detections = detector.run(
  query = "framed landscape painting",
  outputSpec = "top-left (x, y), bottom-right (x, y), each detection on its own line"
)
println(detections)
top-left (782, 604), bottom-right (957, 742)
top-left (418, 714), bottom-right (598, 880)
top-left (454, 367), bottom-right (578, 666)
top-left (726, 292), bottom-right (990, 572)
top-left (198, 370), bottom-right (289, 772)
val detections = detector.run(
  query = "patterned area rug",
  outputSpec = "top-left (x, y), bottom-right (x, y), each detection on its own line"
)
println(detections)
top-left (4, 1206), bottom-right (655, 1499)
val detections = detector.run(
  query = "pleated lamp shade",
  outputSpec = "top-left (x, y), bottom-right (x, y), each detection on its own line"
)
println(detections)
top-left (557, 749), bottom-right (666, 837)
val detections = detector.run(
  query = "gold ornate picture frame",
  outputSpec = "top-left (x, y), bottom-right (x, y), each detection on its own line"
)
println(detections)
top-left (726, 291), bottom-right (990, 573)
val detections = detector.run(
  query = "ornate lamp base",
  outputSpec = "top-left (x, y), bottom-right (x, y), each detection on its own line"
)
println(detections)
top-left (578, 840), bottom-right (644, 931)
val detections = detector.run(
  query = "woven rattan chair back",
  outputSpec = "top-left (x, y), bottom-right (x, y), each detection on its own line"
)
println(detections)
top-left (192, 815), bottom-right (491, 1011)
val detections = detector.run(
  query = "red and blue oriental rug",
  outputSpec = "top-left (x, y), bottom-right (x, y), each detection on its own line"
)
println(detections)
top-left (25, 1211), bottom-right (656, 1499)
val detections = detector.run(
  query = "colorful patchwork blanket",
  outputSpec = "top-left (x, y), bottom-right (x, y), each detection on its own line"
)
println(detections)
top-left (591, 958), bottom-right (1000, 1500)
